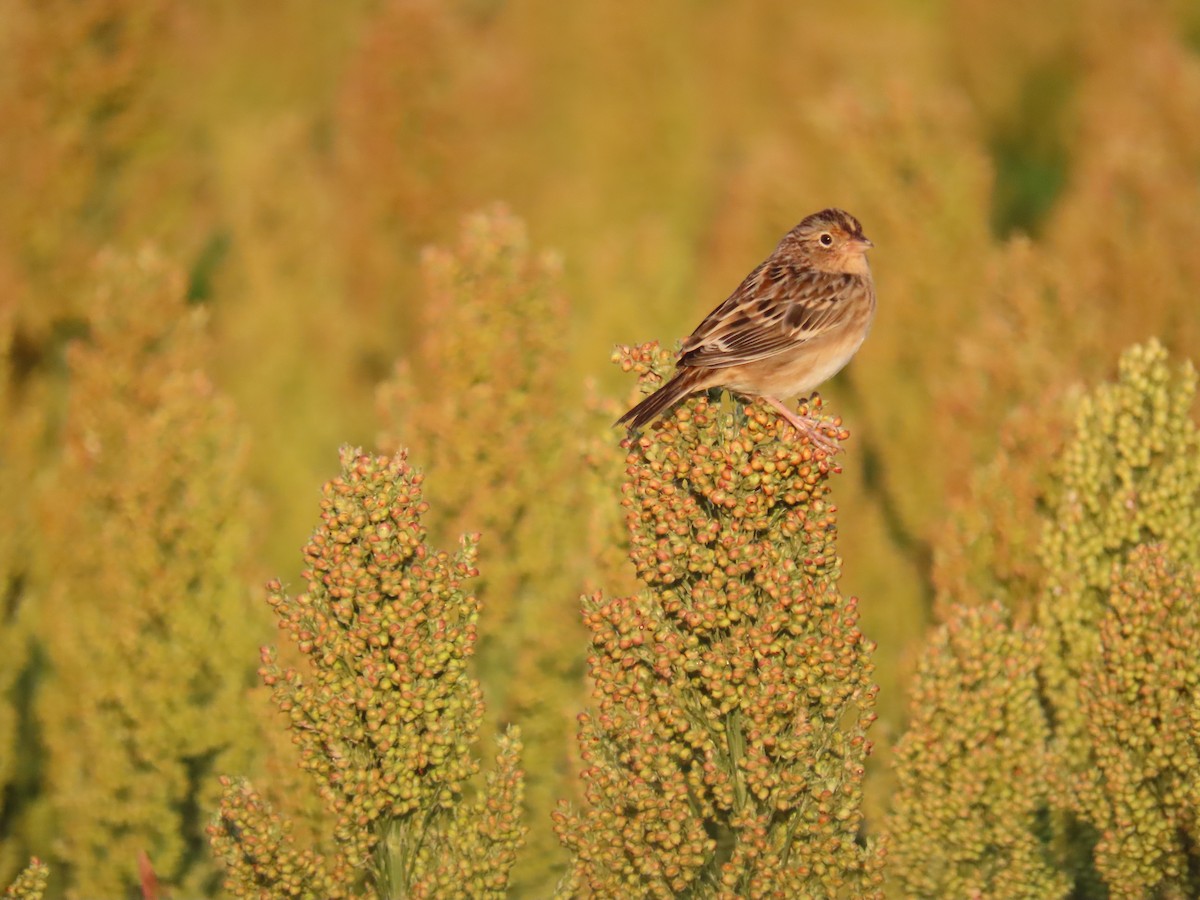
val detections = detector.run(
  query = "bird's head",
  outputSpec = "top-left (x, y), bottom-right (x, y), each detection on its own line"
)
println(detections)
top-left (784, 208), bottom-right (873, 276)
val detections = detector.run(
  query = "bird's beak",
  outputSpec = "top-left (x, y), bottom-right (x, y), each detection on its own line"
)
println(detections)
top-left (855, 234), bottom-right (874, 250)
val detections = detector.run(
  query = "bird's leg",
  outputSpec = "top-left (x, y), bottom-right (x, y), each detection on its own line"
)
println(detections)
top-left (762, 395), bottom-right (842, 454)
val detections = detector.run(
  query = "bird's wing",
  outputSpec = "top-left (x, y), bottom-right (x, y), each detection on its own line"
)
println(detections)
top-left (678, 263), bottom-right (853, 369)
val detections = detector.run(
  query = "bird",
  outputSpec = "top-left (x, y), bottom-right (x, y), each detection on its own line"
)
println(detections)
top-left (616, 208), bottom-right (876, 453)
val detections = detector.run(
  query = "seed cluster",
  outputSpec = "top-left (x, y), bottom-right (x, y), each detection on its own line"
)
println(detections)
top-left (555, 343), bottom-right (884, 898)
top-left (1074, 546), bottom-right (1200, 896)
top-left (375, 207), bottom-right (587, 895)
top-left (888, 604), bottom-right (1069, 897)
top-left (2, 859), bottom-right (49, 900)
top-left (1040, 340), bottom-right (1200, 753)
top-left (891, 341), bottom-right (1200, 896)
top-left (212, 448), bottom-right (524, 898)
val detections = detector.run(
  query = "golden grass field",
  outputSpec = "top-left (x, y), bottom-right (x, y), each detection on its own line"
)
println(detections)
top-left (2, 1), bottom-right (1198, 896)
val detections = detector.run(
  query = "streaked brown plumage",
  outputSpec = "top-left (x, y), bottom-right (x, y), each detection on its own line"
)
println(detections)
top-left (617, 208), bottom-right (876, 453)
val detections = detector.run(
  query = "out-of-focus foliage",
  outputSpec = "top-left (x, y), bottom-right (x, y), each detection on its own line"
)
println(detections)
top-left (211, 448), bottom-right (524, 899)
top-left (34, 250), bottom-right (269, 898)
top-left (555, 344), bottom-right (885, 898)
top-left (0, 0), bottom-right (219, 339)
top-left (892, 342), bottom-right (1200, 898)
top-left (0, 301), bottom-right (42, 883)
top-left (1, 0), bottom-right (1199, 895)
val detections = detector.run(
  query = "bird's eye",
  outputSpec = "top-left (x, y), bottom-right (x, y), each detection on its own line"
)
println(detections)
top-left (819, 233), bottom-right (834, 246)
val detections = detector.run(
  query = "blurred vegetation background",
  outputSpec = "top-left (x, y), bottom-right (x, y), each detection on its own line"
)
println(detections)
top-left (2, 0), bottom-right (1199, 896)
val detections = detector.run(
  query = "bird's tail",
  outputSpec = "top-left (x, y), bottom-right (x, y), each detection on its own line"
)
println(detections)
top-left (616, 367), bottom-right (707, 431)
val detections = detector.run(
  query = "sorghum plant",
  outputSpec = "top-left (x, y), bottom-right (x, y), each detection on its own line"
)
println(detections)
top-left (376, 206), bottom-right (590, 894)
top-left (1038, 340), bottom-right (1200, 771)
top-left (1071, 545), bottom-right (1200, 898)
top-left (38, 249), bottom-right (264, 898)
top-left (211, 448), bottom-right (524, 899)
top-left (891, 340), bottom-right (1200, 897)
top-left (555, 342), bottom-right (884, 898)
top-left (2, 859), bottom-right (47, 900)
top-left (888, 604), bottom-right (1069, 898)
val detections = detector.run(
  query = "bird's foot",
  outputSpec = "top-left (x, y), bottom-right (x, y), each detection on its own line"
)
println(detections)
top-left (762, 396), bottom-right (843, 455)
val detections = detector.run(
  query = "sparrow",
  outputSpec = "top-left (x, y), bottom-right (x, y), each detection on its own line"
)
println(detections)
top-left (617, 208), bottom-right (875, 453)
